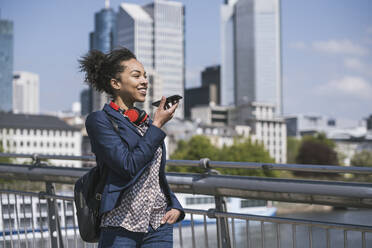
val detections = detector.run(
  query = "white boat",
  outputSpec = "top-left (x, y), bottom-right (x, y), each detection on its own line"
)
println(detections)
top-left (175, 193), bottom-right (277, 224)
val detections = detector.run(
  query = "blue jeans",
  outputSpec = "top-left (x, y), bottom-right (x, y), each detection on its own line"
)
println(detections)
top-left (98, 223), bottom-right (173, 248)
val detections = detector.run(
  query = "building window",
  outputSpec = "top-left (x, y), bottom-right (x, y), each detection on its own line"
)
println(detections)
top-left (13, 141), bottom-right (16, 147)
top-left (71, 143), bottom-right (74, 148)
top-left (27, 141), bottom-right (30, 146)
top-left (46, 142), bottom-right (49, 148)
top-left (2, 203), bottom-right (15, 214)
top-left (34, 141), bottom-right (37, 147)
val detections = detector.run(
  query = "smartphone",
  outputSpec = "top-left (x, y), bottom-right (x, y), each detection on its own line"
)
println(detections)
top-left (152, 95), bottom-right (183, 109)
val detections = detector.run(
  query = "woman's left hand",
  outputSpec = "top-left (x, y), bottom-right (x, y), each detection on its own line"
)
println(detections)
top-left (161, 209), bottom-right (181, 224)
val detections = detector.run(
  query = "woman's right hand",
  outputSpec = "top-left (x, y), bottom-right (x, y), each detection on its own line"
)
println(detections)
top-left (152, 96), bottom-right (179, 128)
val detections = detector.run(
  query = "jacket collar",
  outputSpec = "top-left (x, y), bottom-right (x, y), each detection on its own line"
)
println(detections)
top-left (103, 103), bottom-right (141, 136)
top-left (103, 104), bottom-right (163, 151)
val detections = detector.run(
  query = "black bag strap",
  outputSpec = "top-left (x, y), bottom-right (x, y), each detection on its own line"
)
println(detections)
top-left (98, 112), bottom-right (121, 177)
top-left (93, 113), bottom-right (120, 201)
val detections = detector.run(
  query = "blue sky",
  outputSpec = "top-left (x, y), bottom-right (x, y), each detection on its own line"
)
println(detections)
top-left (1, 0), bottom-right (372, 126)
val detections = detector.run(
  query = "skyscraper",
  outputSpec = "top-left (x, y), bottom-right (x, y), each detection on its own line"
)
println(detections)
top-left (0, 18), bottom-right (13, 112)
top-left (80, 88), bottom-right (91, 116)
top-left (116, 3), bottom-right (158, 115)
top-left (13, 71), bottom-right (40, 114)
top-left (221, 0), bottom-right (282, 115)
top-left (117, 0), bottom-right (185, 118)
top-left (89, 0), bottom-right (117, 112)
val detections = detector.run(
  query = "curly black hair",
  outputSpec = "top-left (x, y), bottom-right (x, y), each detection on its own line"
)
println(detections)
top-left (79, 47), bottom-right (136, 97)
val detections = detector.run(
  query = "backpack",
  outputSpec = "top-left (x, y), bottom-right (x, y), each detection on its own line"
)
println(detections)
top-left (74, 113), bottom-right (119, 242)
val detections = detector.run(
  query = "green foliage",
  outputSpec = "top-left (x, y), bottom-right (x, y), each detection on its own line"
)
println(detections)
top-left (0, 140), bottom-right (14, 186)
top-left (168, 135), bottom-right (278, 177)
top-left (218, 138), bottom-right (277, 177)
top-left (351, 150), bottom-right (372, 167)
top-left (287, 137), bottom-right (301, 164)
top-left (302, 132), bottom-right (336, 149)
top-left (0, 141), bottom-right (12, 164)
top-left (294, 133), bottom-right (339, 178)
top-left (170, 135), bottom-right (219, 173)
top-left (296, 133), bottom-right (338, 166)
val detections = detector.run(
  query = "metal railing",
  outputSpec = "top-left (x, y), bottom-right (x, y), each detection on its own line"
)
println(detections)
top-left (1, 153), bottom-right (372, 248)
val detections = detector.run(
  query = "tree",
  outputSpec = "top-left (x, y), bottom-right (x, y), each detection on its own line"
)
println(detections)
top-left (168, 135), bottom-right (278, 177)
top-left (295, 133), bottom-right (339, 177)
top-left (296, 133), bottom-right (338, 165)
top-left (287, 137), bottom-right (301, 164)
top-left (351, 150), bottom-right (372, 167)
top-left (169, 135), bottom-right (220, 173)
top-left (218, 138), bottom-right (277, 177)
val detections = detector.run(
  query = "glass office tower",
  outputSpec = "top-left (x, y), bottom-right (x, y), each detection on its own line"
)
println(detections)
top-left (117, 0), bottom-right (185, 118)
top-left (89, 5), bottom-right (117, 112)
top-left (221, 0), bottom-right (282, 115)
top-left (0, 19), bottom-right (13, 112)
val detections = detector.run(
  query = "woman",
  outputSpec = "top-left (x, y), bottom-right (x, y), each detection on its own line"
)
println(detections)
top-left (80, 47), bottom-right (185, 247)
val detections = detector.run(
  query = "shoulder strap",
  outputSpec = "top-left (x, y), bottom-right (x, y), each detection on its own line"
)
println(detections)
top-left (97, 112), bottom-right (120, 178)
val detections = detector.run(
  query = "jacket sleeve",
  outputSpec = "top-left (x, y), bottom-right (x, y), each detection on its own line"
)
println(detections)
top-left (85, 112), bottom-right (166, 179)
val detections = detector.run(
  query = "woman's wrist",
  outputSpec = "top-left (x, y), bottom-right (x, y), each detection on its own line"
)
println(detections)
top-left (152, 120), bottom-right (162, 128)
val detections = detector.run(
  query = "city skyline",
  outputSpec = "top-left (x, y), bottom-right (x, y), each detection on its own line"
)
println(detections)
top-left (1, 0), bottom-right (372, 127)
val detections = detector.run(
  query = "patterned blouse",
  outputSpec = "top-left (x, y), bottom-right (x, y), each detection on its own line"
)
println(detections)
top-left (100, 118), bottom-right (168, 232)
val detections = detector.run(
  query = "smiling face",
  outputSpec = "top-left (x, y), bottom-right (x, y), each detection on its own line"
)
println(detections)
top-left (111, 58), bottom-right (148, 107)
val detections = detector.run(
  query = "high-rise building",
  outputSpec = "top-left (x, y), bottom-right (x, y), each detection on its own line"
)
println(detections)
top-left (185, 65), bottom-right (221, 119)
top-left (116, 3), bottom-right (158, 116)
top-left (201, 65), bottom-right (221, 105)
top-left (0, 19), bottom-right (14, 112)
top-left (221, 0), bottom-right (282, 115)
top-left (89, 1), bottom-right (117, 112)
top-left (13, 71), bottom-right (40, 114)
top-left (117, 0), bottom-right (185, 118)
top-left (80, 88), bottom-right (91, 116)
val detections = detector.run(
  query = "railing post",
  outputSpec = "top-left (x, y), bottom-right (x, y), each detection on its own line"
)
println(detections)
top-left (214, 195), bottom-right (231, 248)
top-left (200, 158), bottom-right (231, 248)
top-left (34, 155), bottom-right (64, 248)
top-left (44, 182), bottom-right (64, 248)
